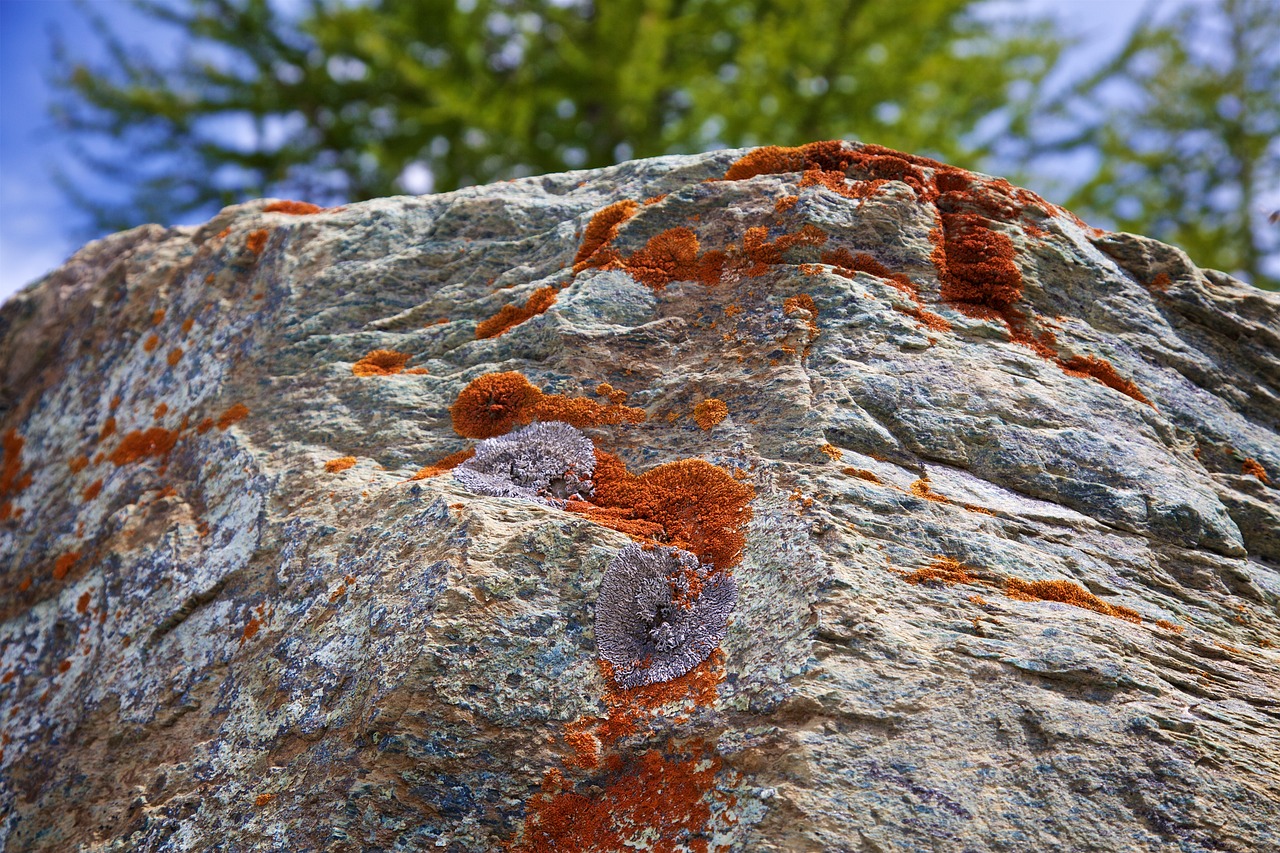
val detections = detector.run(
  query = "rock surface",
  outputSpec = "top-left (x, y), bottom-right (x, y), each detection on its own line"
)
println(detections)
top-left (1, 142), bottom-right (1278, 852)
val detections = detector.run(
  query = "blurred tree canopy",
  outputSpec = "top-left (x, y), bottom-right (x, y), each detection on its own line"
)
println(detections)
top-left (1015, 0), bottom-right (1278, 289)
top-left (52, 0), bottom-right (1059, 225)
top-left (52, 0), bottom-right (1278, 288)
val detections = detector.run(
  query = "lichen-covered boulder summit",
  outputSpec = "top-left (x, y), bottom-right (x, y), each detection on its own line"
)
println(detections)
top-left (2, 141), bottom-right (1278, 852)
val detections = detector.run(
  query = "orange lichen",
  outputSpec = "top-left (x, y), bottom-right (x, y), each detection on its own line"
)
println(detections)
top-left (246, 229), bottom-right (269, 255)
top-left (1005, 578), bottom-right (1141, 623)
top-left (823, 248), bottom-right (951, 333)
top-left (325, 456), bottom-right (357, 473)
top-left (58, 660), bottom-right (72, 674)
top-left (1242, 457), bottom-right (1269, 484)
top-left (181, 317), bottom-right (194, 335)
top-left (241, 616), bottom-right (261, 642)
top-left (1057, 355), bottom-right (1152, 406)
top-left (508, 742), bottom-right (722, 853)
top-left (166, 347), bottom-right (184, 367)
top-left (254, 793), bottom-right (276, 807)
top-left (723, 144), bottom-right (807, 180)
top-left (574, 199), bottom-right (640, 271)
top-left (936, 214), bottom-right (1022, 312)
top-left (109, 427), bottom-right (180, 465)
top-left (595, 383), bottom-right (629, 404)
top-left (0, 429), bottom-right (33, 520)
top-left (842, 467), bottom-right (883, 484)
top-left (263, 200), bottom-right (323, 215)
top-left (83, 479), bottom-right (103, 501)
top-left (909, 477), bottom-right (950, 504)
top-left (52, 552), bottom-right (80, 581)
top-left (450, 372), bottom-right (544, 438)
top-left (1154, 619), bottom-right (1184, 633)
top-left (905, 556), bottom-right (977, 586)
top-left (585, 451), bottom-right (754, 572)
top-left (819, 443), bottom-right (842, 461)
top-left (100, 416), bottom-right (117, 440)
top-left (153, 403), bottom-right (168, 420)
top-left (533, 395), bottom-right (646, 431)
top-left (76, 591), bottom-right (91, 614)
top-left (798, 168), bottom-right (886, 199)
top-left (216, 403), bottom-right (250, 430)
top-left (620, 227), bottom-right (725, 289)
top-left (196, 417), bottom-right (214, 434)
top-left (68, 455), bottom-right (89, 474)
top-left (351, 349), bottom-right (412, 376)
top-left (1148, 272), bottom-right (1172, 293)
top-left (409, 447), bottom-right (476, 480)
top-left (692, 399), bottom-right (728, 430)
top-left (743, 225), bottom-right (827, 275)
top-left (475, 286), bottom-right (558, 339)
top-left (774, 195), bottom-right (799, 213)
top-left (151, 309), bottom-right (166, 326)
top-left (143, 334), bottom-right (160, 353)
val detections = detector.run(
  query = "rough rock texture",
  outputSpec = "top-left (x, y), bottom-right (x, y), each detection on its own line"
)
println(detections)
top-left (2, 141), bottom-right (1279, 852)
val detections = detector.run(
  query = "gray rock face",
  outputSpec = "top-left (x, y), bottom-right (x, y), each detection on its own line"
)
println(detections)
top-left (0, 141), bottom-right (1278, 852)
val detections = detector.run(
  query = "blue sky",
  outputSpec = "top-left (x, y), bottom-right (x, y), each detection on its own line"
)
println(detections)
top-left (0, 0), bottom-right (1191, 304)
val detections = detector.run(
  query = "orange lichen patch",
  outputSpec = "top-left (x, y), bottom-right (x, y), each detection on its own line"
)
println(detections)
top-left (724, 144), bottom-right (807, 180)
top-left (0, 430), bottom-right (33, 521)
top-left (774, 195), bottom-right (799, 213)
top-left (246, 229), bottom-right (269, 255)
top-left (324, 456), bottom-right (357, 473)
top-left (643, 194), bottom-right (667, 205)
top-left (509, 742), bottom-right (722, 853)
top-left (968, 594), bottom-right (988, 606)
top-left (83, 479), bottom-right (103, 502)
top-left (723, 303), bottom-right (742, 318)
top-left (1057, 355), bottom-right (1152, 406)
top-left (962, 503), bottom-right (996, 516)
top-left (1154, 619), bottom-right (1184, 633)
top-left (409, 447), bottom-right (476, 480)
top-left (1148, 272), bottom-right (1171, 292)
top-left (52, 552), bottom-right (80, 581)
top-left (166, 347), bottom-right (184, 367)
top-left (404, 367), bottom-right (430, 375)
top-left (68, 455), bottom-right (89, 474)
top-left (743, 225), bottom-right (827, 275)
top-left (153, 403), bottom-right (168, 420)
top-left (143, 334), bottom-right (160, 353)
top-left (1005, 578), bottom-right (1141, 623)
top-left (216, 403), bottom-right (250, 430)
top-left (241, 616), bottom-right (261, 643)
top-left (905, 556), bottom-right (977, 586)
top-left (587, 451), bottom-right (754, 572)
top-left (450, 372), bottom-right (544, 438)
top-left (58, 659), bottom-right (72, 674)
top-left (619, 227), bottom-right (725, 289)
top-left (110, 427), bottom-right (180, 465)
top-left (475, 285), bottom-right (558, 339)
top-left (842, 467), bottom-right (883, 484)
top-left (76, 591), bottom-right (91, 614)
top-left (181, 317), bottom-right (194, 335)
top-left (533, 395), bottom-right (646, 431)
top-left (594, 652), bottom-right (725, 744)
top-left (196, 417), bottom-right (214, 434)
top-left (1242, 457), bottom-right (1269, 484)
top-left (574, 199), bottom-right (640, 271)
top-left (936, 214), bottom-right (1022, 312)
top-left (263, 200), bottom-right (323, 215)
top-left (99, 416), bottom-right (117, 441)
top-left (798, 168), bottom-right (886, 200)
top-left (151, 309), bottom-right (166, 326)
top-left (819, 443), bottom-right (842, 461)
top-left (351, 349), bottom-right (413, 376)
top-left (692, 398), bottom-right (728, 430)
top-left (254, 793), bottom-right (276, 807)
top-left (908, 477), bottom-right (950, 504)
top-left (596, 383), bottom-right (629, 404)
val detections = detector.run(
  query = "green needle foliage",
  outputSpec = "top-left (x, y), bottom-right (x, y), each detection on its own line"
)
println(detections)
top-left (1021, 0), bottom-right (1279, 289)
top-left (50, 0), bottom-right (1061, 232)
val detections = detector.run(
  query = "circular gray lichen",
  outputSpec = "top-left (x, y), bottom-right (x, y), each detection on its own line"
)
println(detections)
top-left (594, 542), bottom-right (738, 688)
top-left (452, 420), bottom-right (595, 506)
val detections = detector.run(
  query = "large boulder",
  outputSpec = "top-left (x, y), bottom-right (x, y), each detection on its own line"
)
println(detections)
top-left (1, 142), bottom-right (1278, 852)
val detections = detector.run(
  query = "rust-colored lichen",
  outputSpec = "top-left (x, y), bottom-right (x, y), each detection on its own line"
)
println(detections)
top-left (99, 416), bottom-right (117, 441)
top-left (908, 477), bottom-right (950, 504)
top-left (774, 195), bottom-right (799, 213)
top-left (819, 443), bottom-right (842, 461)
top-left (936, 213), bottom-right (1022, 312)
top-left (153, 403), bottom-right (168, 420)
top-left (351, 349), bottom-right (413, 376)
top-left (1155, 618), bottom-right (1184, 633)
top-left (246, 229), bottom-right (269, 255)
top-left (143, 334), bottom-right (160, 353)
top-left (842, 467), bottom-right (883, 484)
top-left (595, 383), bottom-right (628, 404)
top-left (1005, 578), bottom-right (1141, 623)
top-left (409, 447), bottom-right (476, 480)
top-left (1242, 457), bottom-right (1270, 484)
top-left (151, 309), bottom-right (166, 326)
top-left (905, 556), bottom-right (977, 586)
top-left (1057, 355), bottom-right (1152, 406)
top-left (620, 227), bottom-right (725, 289)
top-left (109, 427), bottom-right (180, 465)
top-left (254, 793), bottom-right (276, 807)
top-left (83, 479), bottom-right (103, 501)
top-left (0, 429), bottom-right (32, 520)
top-left (798, 169), bottom-right (886, 200)
top-left (166, 347), bottom-right (184, 367)
top-left (574, 199), bottom-right (640, 271)
top-left (263, 200), bottom-right (323, 215)
top-left (509, 742), bottom-right (722, 853)
top-left (216, 403), bottom-right (250, 430)
top-left (450, 372), bottom-right (545, 439)
top-left (324, 456), bottom-right (357, 473)
top-left (52, 551), bottom-right (80, 581)
top-left (475, 286), bottom-right (558, 339)
top-left (743, 225), bottom-right (827, 275)
top-left (196, 417), bottom-right (214, 434)
top-left (692, 399), bottom-right (728, 430)
top-left (581, 451), bottom-right (754, 572)
top-left (1148, 272), bottom-right (1172, 293)
top-left (68, 454), bottom-right (89, 473)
